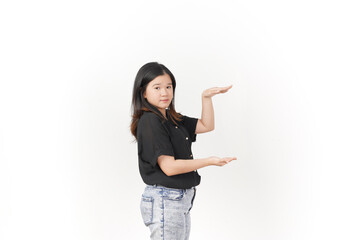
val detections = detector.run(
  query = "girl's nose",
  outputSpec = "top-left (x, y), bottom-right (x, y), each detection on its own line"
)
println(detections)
top-left (160, 88), bottom-right (168, 96)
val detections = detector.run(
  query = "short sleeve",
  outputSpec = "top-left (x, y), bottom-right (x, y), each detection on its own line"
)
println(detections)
top-left (137, 114), bottom-right (174, 167)
top-left (181, 114), bottom-right (199, 142)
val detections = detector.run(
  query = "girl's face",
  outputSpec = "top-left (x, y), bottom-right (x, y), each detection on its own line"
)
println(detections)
top-left (143, 73), bottom-right (174, 116)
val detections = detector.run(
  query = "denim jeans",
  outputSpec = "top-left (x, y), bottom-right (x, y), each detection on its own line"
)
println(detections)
top-left (140, 184), bottom-right (197, 240)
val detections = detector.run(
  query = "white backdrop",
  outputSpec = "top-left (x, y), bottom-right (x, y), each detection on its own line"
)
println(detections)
top-left (1, 0), bottom-right (359, 239)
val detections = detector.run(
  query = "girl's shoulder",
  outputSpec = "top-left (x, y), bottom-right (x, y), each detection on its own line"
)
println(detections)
top-left (138, 111), bottom-right (165, 128)
top-left (140, 111), bottom-right (162, 121)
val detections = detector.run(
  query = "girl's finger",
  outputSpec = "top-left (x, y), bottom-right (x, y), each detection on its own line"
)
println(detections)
top-left (221, 85), bottom-right (232, 90)
top-left (218, 86), bottom-right (232, 93)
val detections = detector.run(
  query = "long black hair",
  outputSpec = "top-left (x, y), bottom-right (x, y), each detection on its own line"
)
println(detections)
top-left (130, 62), bottom-right (182, 140)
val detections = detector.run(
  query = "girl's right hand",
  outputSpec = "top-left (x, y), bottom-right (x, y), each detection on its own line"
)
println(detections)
top-left (209, 156), bottom-right (237, 166)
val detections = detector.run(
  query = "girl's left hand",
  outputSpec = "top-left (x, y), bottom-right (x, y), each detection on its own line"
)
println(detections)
top-left (202, 85), bottom-right (233, 98)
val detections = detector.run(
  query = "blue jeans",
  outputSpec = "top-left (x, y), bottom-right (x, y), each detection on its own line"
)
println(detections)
top-left (140, 184), bottom-right (197, 240)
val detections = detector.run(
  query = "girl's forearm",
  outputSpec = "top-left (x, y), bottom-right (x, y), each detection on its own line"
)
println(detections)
top-left (200, 95), bottom-right (215, 130)
top-left (164, 158), bottom-right (213, 176)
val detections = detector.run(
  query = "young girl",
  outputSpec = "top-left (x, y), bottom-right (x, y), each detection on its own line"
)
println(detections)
top-left (130, 62), bottom-right (236, 239)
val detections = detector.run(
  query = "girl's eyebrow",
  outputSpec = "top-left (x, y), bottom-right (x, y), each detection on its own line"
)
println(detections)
top-left (152, 83), bottom-right (172, 86)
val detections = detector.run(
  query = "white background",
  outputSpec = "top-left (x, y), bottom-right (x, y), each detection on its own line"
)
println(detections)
top-left (1, 0), bottom-right (359, 239)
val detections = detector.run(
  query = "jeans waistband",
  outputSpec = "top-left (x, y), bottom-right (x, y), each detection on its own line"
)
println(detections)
top-left (146, 184), bottom-right (196, 191)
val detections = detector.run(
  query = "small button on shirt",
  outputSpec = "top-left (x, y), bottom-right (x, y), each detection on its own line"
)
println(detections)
top-left (137, 109), bottom-right (201, 189)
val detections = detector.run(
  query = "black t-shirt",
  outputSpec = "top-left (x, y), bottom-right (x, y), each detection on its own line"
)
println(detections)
top-left (136, 109), bottom-right (201, 189)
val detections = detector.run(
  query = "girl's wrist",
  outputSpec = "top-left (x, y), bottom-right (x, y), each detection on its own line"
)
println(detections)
top-left (206, 157), bottom-right (214, 166)
top-left (202, 91), bottom-right (211, 98)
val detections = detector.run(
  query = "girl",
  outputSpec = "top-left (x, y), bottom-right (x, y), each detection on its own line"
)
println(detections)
top-left (130, 62), bottom-right (236, 240)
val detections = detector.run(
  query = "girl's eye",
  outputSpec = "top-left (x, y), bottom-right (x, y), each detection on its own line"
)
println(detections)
top-left (154, 86), bottom-right (171, 90)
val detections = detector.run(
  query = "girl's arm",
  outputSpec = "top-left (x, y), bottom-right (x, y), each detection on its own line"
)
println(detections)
top-left (158, 155), bottom-right (237, 176)
top-left (196, 85), bottom-right (233, 134)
